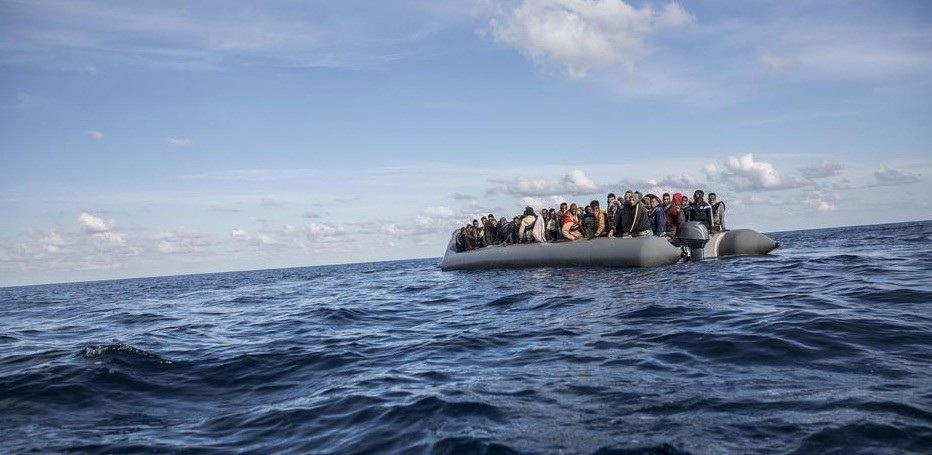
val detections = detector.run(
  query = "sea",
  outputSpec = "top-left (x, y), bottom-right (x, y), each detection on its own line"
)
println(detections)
top-left (1, 221), bottom-right (931, 455)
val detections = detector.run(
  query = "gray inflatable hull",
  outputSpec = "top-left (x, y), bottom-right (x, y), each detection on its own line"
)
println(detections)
top-left (439, 229), bottom-right (778, 271)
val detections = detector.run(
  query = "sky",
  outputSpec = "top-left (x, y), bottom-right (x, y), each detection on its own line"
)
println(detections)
top-left (1, 0), bottom-right (930, 286)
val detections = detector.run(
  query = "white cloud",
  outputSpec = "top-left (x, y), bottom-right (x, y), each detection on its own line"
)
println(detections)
top-left (703, 153), bottom-right (805, 191)
top-left (77, 212), bottom-right (130, 248)
top-left (874, 165), bottom-right (920, 186)
top-left (658, 173), bottom-right (698, 188)
top-left (799, 160), bottom-right (844, 179)
top-left (78, 212), bottom-right (112, 233)
top-left (152, 229), bottom-right (212, 254)
top-left (487, 0), bottom-right (694, 79)
top-left (304, 222), bottom-right (346, 243)
top-left (167, 137), bottom-right (194, 147)
top-left (494, 169), bottom-right (599, 196)
top-left (802, 192), bottom-right (838, 213)
top-left (86, 130), bottom-right (104, 140)
top-left (37, 230), bottom-right (66, 254)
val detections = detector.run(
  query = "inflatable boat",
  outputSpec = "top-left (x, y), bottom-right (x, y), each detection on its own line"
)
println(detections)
top-left (440, 222), bottom-right (778, 271)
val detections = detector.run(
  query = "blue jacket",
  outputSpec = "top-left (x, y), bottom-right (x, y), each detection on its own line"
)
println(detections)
top-left (650, 205), bottom-right (666, 236)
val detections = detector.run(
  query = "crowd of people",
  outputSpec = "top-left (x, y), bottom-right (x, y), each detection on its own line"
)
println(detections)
top-left (454, 190), bottom-right (726, 252)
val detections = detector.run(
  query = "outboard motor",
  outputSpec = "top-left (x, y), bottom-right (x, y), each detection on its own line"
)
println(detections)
top-left (677, 221), bottom-right (710, 261)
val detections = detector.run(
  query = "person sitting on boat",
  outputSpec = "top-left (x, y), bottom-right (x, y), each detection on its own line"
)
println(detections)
top-left (539, 208), bottom-right (552, 241)
top-left (580, 205), bottom-right (594, 238)
top-left (647, 194), bottom-right (667, 237)
top-left (483, 214), bottom-right (497, 246)
top-left (547, 208), bottom-right (559, 240)
top-left (561, 203), bottom-right (582, 240)
top-left (495, 217), bottom-right (511, 244)
top-left (605, 193), bottom-right (621, 238)
top-left (680, 192), bottom-right (692, 221)
top-left (689, 190), bottom-right (714, 232)
top-left (586, 200), bottom-right (606, 239)
top-left (709, 192), bottom-right (726, 233)
top-left (663, 193), bottom-right (681, 236)
top-left (619, 193), bottom-right (652, 238)
top-left (517, 207), bottom-right (538, 243)
top-left (532, 208), bottom-right (548, 243)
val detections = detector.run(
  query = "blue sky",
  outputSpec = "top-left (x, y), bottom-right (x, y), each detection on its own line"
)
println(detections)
top-left (1, 0), bottom-right (930, 286)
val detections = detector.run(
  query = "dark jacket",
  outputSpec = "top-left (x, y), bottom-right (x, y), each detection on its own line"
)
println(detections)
top-left (619, 202), bottom-right (651, 236)
top-left (650, 205), bottom-right (666, 236)
top-left (690, 201), bottom-right (713, 231)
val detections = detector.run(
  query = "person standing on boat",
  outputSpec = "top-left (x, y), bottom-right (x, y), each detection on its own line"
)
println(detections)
top-left (709, 193), bottom-right (726, 232)
top-left (663, 193), bottom-right (681, 236)
top-left (619, 193), bottom-right (652, 238)
top-left (690, 190), bottom-right (714, 232)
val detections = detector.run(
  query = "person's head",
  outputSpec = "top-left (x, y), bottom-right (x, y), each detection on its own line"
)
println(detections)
top-left (708, 192), bottom-right (717, 203)
top-left (569, 203), bottom-right (578, 214)
top-left (488, 213), bottom-right (494, 220)
top-left (590, 200), bottom-right (600, 211)
top-left (673, 193), bottom-right (683, 205)
top-left (472, 219), bottom-right (479, 227)
top-left (694, 190), bottom-right (705, 202)
top-left (647, 194), bottom-right (660, 208)
top-left (524, 206), bottom-right (534, 216)
top-left (626, 193), bottom-right (638, 206)
top-left (607, 193), bottom-right (617, 204)
top-left (480, 216), bottom-right (487, 223)
top-left (540, 208), bottom-right (548, 216)
top-left (623, 190), bottom-right (633, 200)
top-left (584, 205), bottom-right (592, 214)
top-left (560, 202), bottom-right (568, 211)
top-left (549, 208), bottom-right (556, 216)
top-left (662, 193), bottom-right (671, 204)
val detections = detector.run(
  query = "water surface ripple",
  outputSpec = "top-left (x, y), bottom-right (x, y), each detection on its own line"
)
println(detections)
top-left (1, 221), bottom-right (931, 454)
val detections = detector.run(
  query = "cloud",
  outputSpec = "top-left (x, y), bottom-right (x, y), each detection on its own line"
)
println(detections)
top-left (802, 191), bottom-right (838, 213)
top-left (410, 205), bottom-right (459, 235)
top-left (487, 0), bottom-right (694, 79)
top-left (78, 212), bottom-right (111, 233)
top-left (703, 153), bottom-right (805, 191)
top-left (152, 229), bottom-right (212, 254)
top-left (799, 160), bottom-right (844, 179)
top-left (231, 228), bottom-right (279, 246)
top-left (303, 211), bottom-right (321, 219)
top-left (874, 166), bottom-right (920, 186)
top-left (493, 169), bottom-right (599, 197)
top-left (78, 212), bottom-right (129, 247)
top-left (167, 137), bottom-right (194, 147)
top-left (86, 130), bottom-right (104, 140)
top-left (303, 222), bottom-right (347, 243)
top-left (37, 230), bottom-right (67, 254)
top-left (0, 1), bottom-right (442, 72)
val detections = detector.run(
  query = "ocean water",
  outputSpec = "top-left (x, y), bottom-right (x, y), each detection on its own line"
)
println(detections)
top-left (2, 221), bottom-right (931, 454)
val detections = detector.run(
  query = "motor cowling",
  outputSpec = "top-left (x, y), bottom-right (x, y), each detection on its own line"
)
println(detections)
top-left (677, 221), bottom-right (710, 261)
